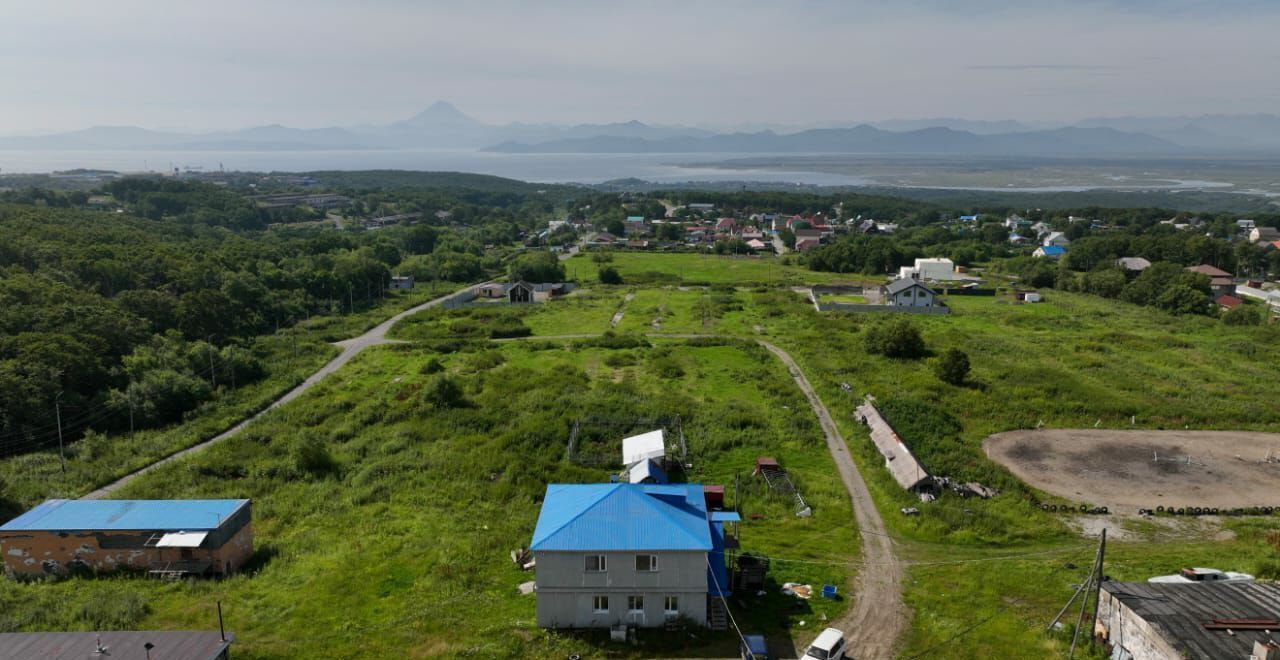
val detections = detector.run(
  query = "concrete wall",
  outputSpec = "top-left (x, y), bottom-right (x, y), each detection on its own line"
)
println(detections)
top-left (534, 550), bottom-right (709, 628)
top-left (1097, 590), bottom-right (1183, 660)
top-left (2, 523), bottom-right (253, 578)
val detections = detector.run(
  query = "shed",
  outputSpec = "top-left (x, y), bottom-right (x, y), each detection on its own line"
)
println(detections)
top-left (1098, 581), bottom-right (1280, 660)
top-left (0, 631), bottom-right (234, 660)
top-left (622, 430), bottom-right (665, 466)
top-left (0, 499), bottom-right (253, 578)
top-left (855, 399), bottom-right (934, 496)
top-left (508, 281), bottom-right (534, 304)
top-left (703, 485), bottom-right (725, 510)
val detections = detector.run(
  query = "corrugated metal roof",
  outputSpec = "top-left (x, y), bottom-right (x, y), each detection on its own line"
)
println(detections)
top-left (1103, 581), bottom-right (1280, 660)
top-left (0, 631), bottom-right (233, 660)
top-left (530, 484), bottom-right (712, 552)
top-left (0, 499), bottom-right (249, 532)
top-left (622, 430), bottom-right (665, 466)
top-left (856, 399), bottom-right (932, 492)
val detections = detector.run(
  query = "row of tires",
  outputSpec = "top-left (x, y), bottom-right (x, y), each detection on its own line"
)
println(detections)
top-left (1039, 503), bottom-right (1109, 515)
top-left (1137, 505), bottom-right (1277, 517)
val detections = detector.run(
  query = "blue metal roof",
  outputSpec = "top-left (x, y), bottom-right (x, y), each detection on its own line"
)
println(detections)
top-left (1039, 245), bottom-right (1067, 255)
top-left (710, 511), bottom-right (742, 523)
top-left (530, 484), bottom-right (712, 552)
top-left (0, 499), bottom-right (249, 532)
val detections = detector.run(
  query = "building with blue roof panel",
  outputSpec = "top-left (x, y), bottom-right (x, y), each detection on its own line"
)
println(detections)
top-left (531, 483), bottom-right (727, 629)
top-left (1, 499), bottom-right (252, 579)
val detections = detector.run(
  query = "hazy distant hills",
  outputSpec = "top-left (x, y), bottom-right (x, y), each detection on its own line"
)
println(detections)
top-left (485, 125), bottom-right (1182, 156)
top-left (2, 101), bottom-right (1279, 155)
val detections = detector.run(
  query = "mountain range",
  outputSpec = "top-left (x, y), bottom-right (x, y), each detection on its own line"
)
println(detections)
top-left (2, 101), bottom-right (1279, 156)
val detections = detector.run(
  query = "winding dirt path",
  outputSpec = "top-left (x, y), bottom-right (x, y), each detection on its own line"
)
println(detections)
top-left (82, 281), bottom-right (491, 500)
top-left (510, 333), bottom-right (907, 658)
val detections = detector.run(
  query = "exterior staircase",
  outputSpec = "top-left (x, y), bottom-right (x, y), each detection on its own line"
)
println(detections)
top-left (707, 598), bottom-right (729, 631)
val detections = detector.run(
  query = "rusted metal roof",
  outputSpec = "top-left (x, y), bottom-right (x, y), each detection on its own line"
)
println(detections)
top-left (856, 398), bottom-right (932, 492)
top-left (1103, 581), bottom-right (1280, 660)
top-left (0, 631), bottom-right (233, 660)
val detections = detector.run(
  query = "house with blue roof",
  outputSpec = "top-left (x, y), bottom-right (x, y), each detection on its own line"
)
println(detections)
top-left (0, 499), bottom-right (252, 579)
top-left (530, 483), bottom-right (733, 629)
top-left (1033, 245), bottom-right (1067, 259)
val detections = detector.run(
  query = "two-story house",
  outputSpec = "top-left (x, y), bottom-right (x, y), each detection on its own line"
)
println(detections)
top-left (882, 278), bottom-right (939, 307)
top-left (529, 483), bottom-right (730, 629)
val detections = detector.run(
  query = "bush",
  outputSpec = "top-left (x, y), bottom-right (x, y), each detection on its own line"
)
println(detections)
top-left (420, 357), bottom-right (445, 374)
top-left (293, 436), bottom-right (339, 477)
top-left (864, 318), bottom-right (926, 358)
top-left (1223, 304), bottom-right (1265, 326)
top-left (934, 348), bottom-right (970, 385)
top-left (422, 375), bottom-right (467, 408)
top-left (648, 356), bottom-right (685, 379)
top-left (598, 266), bottom-right (623, 285)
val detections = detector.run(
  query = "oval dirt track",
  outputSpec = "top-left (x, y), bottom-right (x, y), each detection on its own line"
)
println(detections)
top-left (985, 429), bottom-right (1280, 510)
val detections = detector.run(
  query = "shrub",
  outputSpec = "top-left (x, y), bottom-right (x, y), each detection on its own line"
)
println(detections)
top-left (934, 348), bottom-right (970, 385)
top-left (598, 266), bottom-right (623, 285)
top-left (603, 352), bottom-right (638, 367)
top-left (863, 318), bottom-right (926, 358)
top-left (419, 357), bottom-right (445, 374)
top-left (293, 436), bottom-right (339, 477)
top-left (422, 375), bottom-right (467, 408)
top-left (1223, 304), bottom-right (1264, 326)
top-left (648, 356), bottom-right (685, 379)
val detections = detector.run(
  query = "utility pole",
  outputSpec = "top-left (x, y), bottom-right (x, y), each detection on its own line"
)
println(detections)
top-left (55, 391), bottom-right (65, 472)
top-left (1090, 529), bottom-right (1107, 651)
top-left (207, 336), bottom-right (217, 389)
top-left (128, 385), bottom-right (135, 434)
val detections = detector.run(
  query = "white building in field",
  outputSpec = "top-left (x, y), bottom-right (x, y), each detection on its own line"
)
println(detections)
top-left (897, 257), bottom-right (956, 281)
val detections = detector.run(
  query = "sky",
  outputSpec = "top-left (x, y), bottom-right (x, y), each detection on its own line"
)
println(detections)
top-left (2, 0), bottom-right (1279, 133)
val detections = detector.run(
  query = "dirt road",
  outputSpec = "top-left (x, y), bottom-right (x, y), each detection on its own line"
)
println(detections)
top-left (82, 282), bottom-right (491, 500)
top-left (758, 340), bottom-right (906, 660)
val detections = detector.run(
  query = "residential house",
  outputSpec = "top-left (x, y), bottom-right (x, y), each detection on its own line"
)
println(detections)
top-left (874, 222), bottom-right (899, 234)
top-left (0, 631), bottom-right (234, 660)
top-left (1068, 215), bottom-right (1089, 224)
top-left (1004, 214), bottom-right (1029, 229)
top-left (0, 499), bottom-right (252, 578)
top-left (794, 228), bottom-right (823, 244)
top-left (1030, 221), bottom-right (1053, 237)
top-left (1186, 264), bottom-right (1236, 297)
top-left (897, 257), bottom-right (956, 281)
top-left (594, 232), bottom-right (619, 245)
top-left (882, 278), bottom-right (939, 308)
top-left (1033, 245), bottom-right (1067, 259)
top-left (1250, 226), bottom-right (1280, 244)
top-left (1216, 294), bottom-right (1244, 310)
top-left (794, 238), bottom-right (821, 253)
top-left (1096, 581), bottom-right (1280, 660)
top-left (958, 214), bottom-right (979, 223)
top-left (687, 203), bottom-right (716, 212)
top-left (624, 216), bottom-right (648, 236)
top-left (1237, 218), bottom-right (1258, 231)
top-left (508, 281), bottom-right (535, 303)
top-left (478, 283), bottom-right (507, 299)
top-left (1116, 257), bottom-right (1152, 272)
top-left (530, 483), bottom-right (731, 629)
top-left (745, 239), bottom-right (770, 252)
top-left (1008, 233), bottom-right (1029, 245)
top-left (714, 218), bottom-right (737, 233)
top-left (1042, 232), bottom-right (1071, 248)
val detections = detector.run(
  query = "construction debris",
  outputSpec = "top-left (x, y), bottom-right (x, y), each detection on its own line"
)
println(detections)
top-left (754, 457), bottom-right (812, 516)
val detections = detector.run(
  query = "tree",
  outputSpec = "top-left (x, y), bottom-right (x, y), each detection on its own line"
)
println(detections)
top-left (598, 266), bottom-right (623, 285)
top-left (863, 318), bottom-right (926, 358)
top-left (934, 348), bottom-right (970, 385)
top-left (509, 251), bottom-right (566, 283)
top-left (1222, 304), bottom-right (1265, 326)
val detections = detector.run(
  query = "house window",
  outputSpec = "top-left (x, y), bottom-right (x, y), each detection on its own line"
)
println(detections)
top-left (585, 555), bottom-right (607, 572)
top-left (635, 554), bottom-right (658, 572)
top-left (592, 595), bottom-right (609, 613)
top-left (628, 595), bottom-right (644, 613)
top-left (664, 596), bottom-right (679, 616)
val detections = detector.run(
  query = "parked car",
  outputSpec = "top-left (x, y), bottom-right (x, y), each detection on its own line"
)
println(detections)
top-left (804, 627), bottom-right (846, 659)
top-left (1149, 567), bottom-right (1254, 584)
top-left (740, 633), bottom-right (770, 659)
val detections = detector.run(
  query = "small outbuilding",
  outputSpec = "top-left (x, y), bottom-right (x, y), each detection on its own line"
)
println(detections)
top-left (0, 499), bottom-right (252, 578)
top-left (0, 631), bottom-right (234, 660)
top-left (389, 275), bottom-right (414, 290)
top-left (622, 430), bottom-right (666, 467)
top-left (1097, 581), bottom-right (1280, 660)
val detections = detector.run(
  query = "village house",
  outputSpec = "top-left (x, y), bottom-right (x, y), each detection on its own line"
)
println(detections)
top-left (1033, 245), bottom-right (1067, 259)
top-left (1042, 231), bottom-right (1071, 248)
top-left (882, 278), bottom-right (940, 308)
top-left (1117, 257), bottom-right (1152, 272)
top-left (530, 483), bottom-right (732, 630)
top-left (1250, 226), bottom-right (1280, 244)
top-left (1096, 581), bottom-right (1280, 660)
top-left (794, 238), bottom-right (821, 253)
top-left (0, 499), bottom-right (252, 579)
top-left (389, 275), bottom-right (414, 290)
top-left (897, 257), bottom-right (956, 281)
top-left (1186, 264), bottom-right (1236, 297)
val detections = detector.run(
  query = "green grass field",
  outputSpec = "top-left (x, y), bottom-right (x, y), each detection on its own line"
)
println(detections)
top-left (0, 339), bottom-right (859, 658)
top-left (7, 253), bottom-right (1280, 659)
top-left (567, 251), bottom-right (868, 287)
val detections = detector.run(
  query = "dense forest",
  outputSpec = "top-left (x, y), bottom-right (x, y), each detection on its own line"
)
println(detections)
top-left (0, 177), bottom-right (557, 454)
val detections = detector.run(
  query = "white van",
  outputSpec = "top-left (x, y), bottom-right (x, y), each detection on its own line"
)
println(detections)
top-left (804, 628), bottom-right (846, 659)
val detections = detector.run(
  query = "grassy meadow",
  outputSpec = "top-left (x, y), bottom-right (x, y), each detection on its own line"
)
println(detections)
top-left (7, 253), bottom-right (1280, 658)
top-left (0, 337), bottom-right (860, 658)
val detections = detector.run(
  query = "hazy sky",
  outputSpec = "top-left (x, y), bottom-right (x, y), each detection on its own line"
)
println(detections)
top-left (3, 0), bottom-right (1279, 133)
